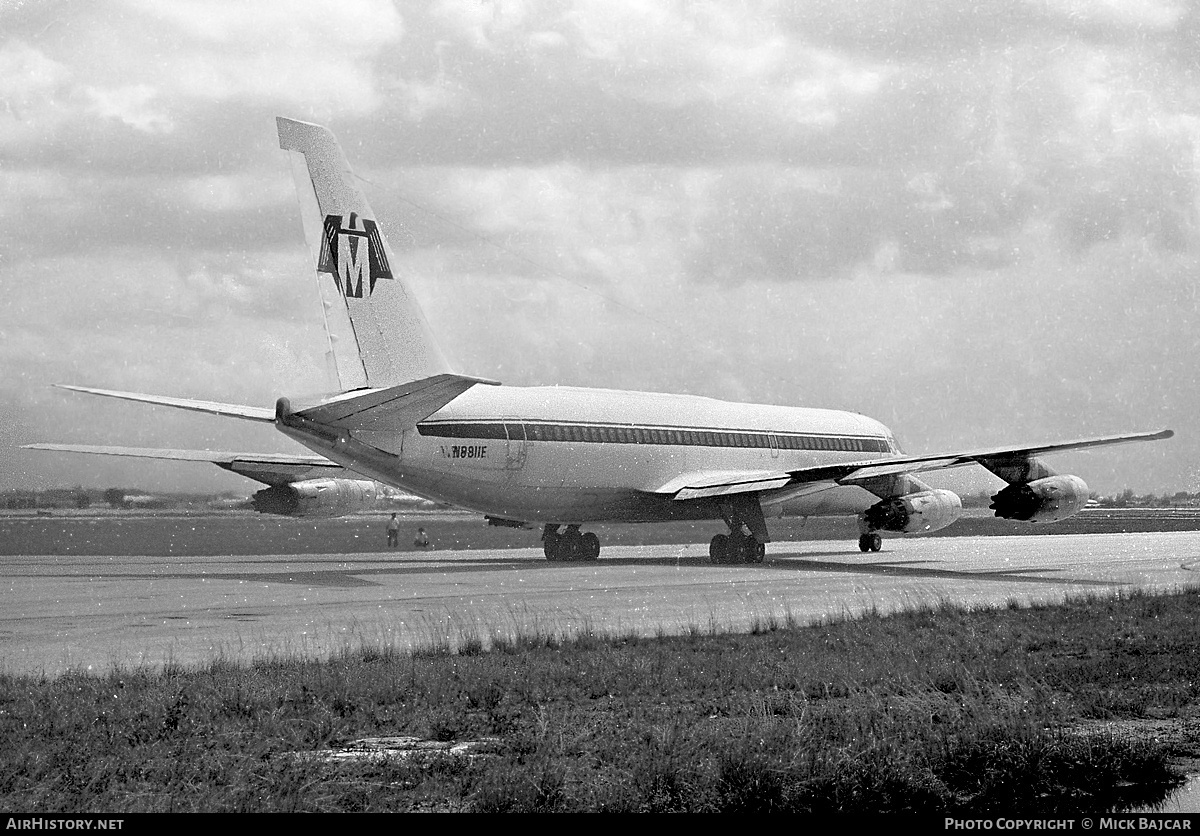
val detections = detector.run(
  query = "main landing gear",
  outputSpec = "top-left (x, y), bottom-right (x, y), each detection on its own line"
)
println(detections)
top-left (542, 524), bottom-right (600, 562)
top-left (709, 496), bottom-right (770, 564)
top-left (709, 529), bottom-right (766, 564)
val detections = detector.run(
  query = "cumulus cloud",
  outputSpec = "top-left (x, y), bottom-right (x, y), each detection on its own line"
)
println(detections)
top-left (0, 38), bottom-right (71, 119)
top-left (83, 84), bottom-right (173, 133)
top-left (128, 0), bottom-right (403, 112)
top-left (0, 167), bottom-right (297, 271)
top-left (0, 0), bottom-right (404, 168)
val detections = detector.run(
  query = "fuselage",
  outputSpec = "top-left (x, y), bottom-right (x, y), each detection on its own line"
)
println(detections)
top-left (281, 383), bottom-right (901, 525)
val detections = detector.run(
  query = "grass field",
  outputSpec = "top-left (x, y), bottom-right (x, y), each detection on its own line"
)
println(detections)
top-left (2, 587), bottom-right (1198, 813)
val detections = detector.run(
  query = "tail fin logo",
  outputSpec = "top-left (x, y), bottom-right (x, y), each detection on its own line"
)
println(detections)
top-left (317, 212), bottom-right (394, 298)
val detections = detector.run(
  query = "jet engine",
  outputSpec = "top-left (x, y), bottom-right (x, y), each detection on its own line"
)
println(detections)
top-left (863, 489), bottom-right (962, 534)
top-left (252, 478), bottom-right (387, 517)
top-left (989, 475), bottom-right (1089, 523)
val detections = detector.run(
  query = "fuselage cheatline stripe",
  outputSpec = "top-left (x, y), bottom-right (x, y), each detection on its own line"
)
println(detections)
top-left (416, 421), bottom-right (891, 453)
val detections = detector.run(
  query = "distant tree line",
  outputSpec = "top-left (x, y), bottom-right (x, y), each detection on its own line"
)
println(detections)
top-left (1104, 488), bottom-right (1200, 508)
top-left (935, 489), bottom-right (1199, 510)
top-left (4, 487), bottom-right (92, 510)
top-left (2, 488), bottom-right (240, 511)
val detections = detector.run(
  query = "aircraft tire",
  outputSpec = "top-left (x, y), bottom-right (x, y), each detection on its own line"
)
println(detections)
top-left (737, 536), bottom-right (763, 564)
top-left (728, 531), bottom-right (741, 563)
top-left (858, 533), bottom-right (882, 553)
top-left (543, 532), bottom-right (560, 560)
top-left (581, 531), bottom-right (600, 560)
top-left (558, 528), bottom-right (584, 561)
top-left (709, 534), bottom-right (729, 564)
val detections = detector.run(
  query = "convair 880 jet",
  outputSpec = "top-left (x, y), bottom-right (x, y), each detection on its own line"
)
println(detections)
top-left (28, 118), bottom-right (1174, 563)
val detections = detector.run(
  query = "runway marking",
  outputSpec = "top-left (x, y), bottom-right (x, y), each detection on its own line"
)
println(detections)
top-left (0, 548), bottom-right (1148, 591)
top-left (772, 556), bottom-right (1121, 587)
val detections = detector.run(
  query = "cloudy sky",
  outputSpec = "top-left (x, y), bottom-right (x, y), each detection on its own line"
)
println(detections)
top-left (2, 0), bottom-right (1196, 497)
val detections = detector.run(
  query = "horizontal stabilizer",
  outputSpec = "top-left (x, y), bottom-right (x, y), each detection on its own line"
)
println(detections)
top-left (55, 385), bottom-right (275, 423)
top-left (24, 443), bottom-right (345, 487)
top-left (652, 469), bottom-right (793, 501)
top-left (290, 373), bottom-right (499, 432)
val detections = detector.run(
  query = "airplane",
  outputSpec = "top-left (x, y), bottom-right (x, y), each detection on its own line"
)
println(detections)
top-left (26, 117), bottom-right (1174, 563)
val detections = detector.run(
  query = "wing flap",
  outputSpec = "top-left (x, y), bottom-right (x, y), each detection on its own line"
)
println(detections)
top-left (651, 469), bottom-right (793, 501)
top-left (676, 478), bottom-right (793, 501)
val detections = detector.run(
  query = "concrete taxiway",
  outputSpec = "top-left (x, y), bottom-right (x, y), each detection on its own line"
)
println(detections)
top-left (4, 531), bottom-right (1200, 676)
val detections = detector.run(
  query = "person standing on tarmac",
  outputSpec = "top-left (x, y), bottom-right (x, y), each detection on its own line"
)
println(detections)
top-left (386, 513), bottom-right (401, 548)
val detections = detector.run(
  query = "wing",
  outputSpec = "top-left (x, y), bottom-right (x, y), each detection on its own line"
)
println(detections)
top-left (23, 443), bottom-right (347, 487)
top-left (649, 429), bottom-right (1174, 500)
top-left (835, 429), bottom-right (1175, 484)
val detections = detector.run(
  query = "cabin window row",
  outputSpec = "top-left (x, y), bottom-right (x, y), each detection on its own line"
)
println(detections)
top-left (418, 422), bottom-right (889, 453)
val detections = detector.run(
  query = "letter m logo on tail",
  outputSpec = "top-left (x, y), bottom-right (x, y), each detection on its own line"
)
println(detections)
top-left (317, 211), bottom-right (394, 298)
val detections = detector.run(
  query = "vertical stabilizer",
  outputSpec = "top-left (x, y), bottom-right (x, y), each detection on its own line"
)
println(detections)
top-left (277, 117), bottom-right (453, 389)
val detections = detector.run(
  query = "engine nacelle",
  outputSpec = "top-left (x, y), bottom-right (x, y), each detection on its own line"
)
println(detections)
top-left (863, 489), bottom-right (963, 534)
top-left (252, 478), bottom-right (386, 518)
top-left (989, 475), bottom-right (1089, 523)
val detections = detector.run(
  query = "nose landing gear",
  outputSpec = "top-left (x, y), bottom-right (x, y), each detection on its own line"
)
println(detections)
top-left (857, 510), bottom-right (883, 552)
top-left (857, 532), bottom-right (883, 553)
